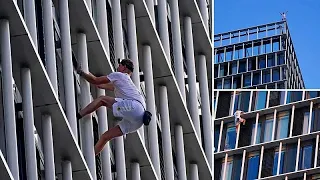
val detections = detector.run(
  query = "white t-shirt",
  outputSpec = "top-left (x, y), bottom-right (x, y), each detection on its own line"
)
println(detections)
top-left (107, 72), bottom-right (146, 109)
top-left (234, 110), bottom-right (243, 124)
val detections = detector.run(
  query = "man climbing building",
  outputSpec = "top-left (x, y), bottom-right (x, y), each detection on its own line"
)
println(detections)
top-left (76, 59), bottom-right (151, 155)
top-left (234, 109), bottom-right (246, 133)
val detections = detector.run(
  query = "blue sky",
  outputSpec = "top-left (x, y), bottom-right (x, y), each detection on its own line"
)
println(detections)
top-left (214, 0), bottom-right (320, 88)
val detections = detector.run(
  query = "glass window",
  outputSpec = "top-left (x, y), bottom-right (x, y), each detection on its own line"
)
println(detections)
top-left (224, 125), bottom-right (236, 150)
top-left (217, 52), bottom-right (224, 63)
top-left (273, 69), bottom-right (280, 81)
top-left (284, 145), bottom-right (297, 173)
top-left (239, 48), bottom-right (244, 59)
top-left (267, 55), bottom-right (275, 67)
top-left (214, 127), bottom-right (220, 152)
top-left (302, 111), bottom-right (310, 134)
top-left (246, 154), bottom-right (260, 180)
top-left (251, 123), bottom-right (261, 144)
top-left (311, 104), bottom-right (320, 132)
top-left (226, 49), bottom-right (233, 61)
top-left (216, 80), bottom-right (222, 89)
top-left (276, 112), bottom-right (290, 140)
top-left (224, 79), bottom-right (231, 89)
top-left (253, 43), bottom-right (260, 56)
top-left (299, 145), bottom-right (313, 170)
top-left (264, 115), bottom-right (274, 142)
top-left (286, 91), bottom-right (303, 103)
top-left (262, 70), bottom-right (271, 84)
top-left (273, 40), bottom-right (280, 52)
top-left (253, 72), bottom-right (261, 85)
top-left (259, 57), bottom-right (266, 69)
top-left (269, 91), bottom-right (286, 107)
top-left (266, 41), bottom-right (271, 53)
top-left (220, 66), bottom-right (225, 77)
top-left (248, 58), bottom-right (256, 71)
top-left (220, 160), bottom-right (233, 180)
top-left (244, 74), bottom-right (251, 87)
top-left (273, 150), bottom-right (285, 175)
top-left (231, 62), bottom-right (237, 74)
top-left (239, 61), bottom-right (246, 73)
top-left (252, 91), bottom-right (267, 111)
top-left (233, 92), bottom-right (251, 113)
top-left (245, 43), bottom-right (252, 57)
top-left (277, 53), bottom-right (285, 65)
top-left (214, 66), bottom-right (219, 78)
top-left (233, 79), bottom-right (238, 89)
top-left (306, 91), bottom-right (320, 99)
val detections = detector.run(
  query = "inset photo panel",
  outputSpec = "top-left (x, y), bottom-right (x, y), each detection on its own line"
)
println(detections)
top-left (213, 89), bottom-right (320, 180)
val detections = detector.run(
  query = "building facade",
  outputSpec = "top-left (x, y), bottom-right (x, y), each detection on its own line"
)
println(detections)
top-left (213, 21), bottom-right (305, 89)
top-left (0, 0), bottom-right (213, 179)
top-left (214, 90), bottom-right (320, 180)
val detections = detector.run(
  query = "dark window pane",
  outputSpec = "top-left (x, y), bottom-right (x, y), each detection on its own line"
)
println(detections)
top-left (252, 91), bottom-right (267, 111)
top-left (273, 69), bottom-right (280, 81)
top-left (284, 145), bottom-right (297, 173)
top-left (277, 53), bottom-right (285, 65)
top-left (224, 126), bottom-right (236, 150)
top-left (246, 155), bottom-right (260, 180)
top-left (239, 61), bottom-right (247, 73)
top-left (267, 55), bottom-right (275, 67)
top-left (214, 66), bottom-right (219, 78)
top-left (224, 79), bottom-right (231, 89)
top-left (253, 73), bottom-right (261, 85)
top-left (259, 58), bottom-right (266, 69)
top-left (299, 145), bottom-right (313, 170)
top-left (286, 91), bottom-right (303, 103)
top-left (244, 74), bottom-right (251, 87)
top-left (262, 70), bottom-right (270, 84)
top-left (217, 80), bottom-right (222, 89)
top-left (232, 62), bottom-right (237, 74)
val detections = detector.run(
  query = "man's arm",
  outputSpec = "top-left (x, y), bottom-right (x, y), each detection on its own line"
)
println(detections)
top-left (78, 69), bottom-right (110, 85)
top-left (96, 83), bottom-right (115, 91)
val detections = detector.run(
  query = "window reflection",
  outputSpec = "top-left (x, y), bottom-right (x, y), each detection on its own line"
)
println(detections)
top-left (252, 91), bottom-right (267, 111)
top-left (276, 112), bottom-right (290, 140)
top-left (253, 72), bottom-right (261, 85)
top-left (286, 91), bottom-right (303, 103)
top-left (269, 91), bottom-right (286, 107)
top-left (259, 57), bottom-right (266, 69)
top-left (224, 125), bottom-right (236, 150)
top-left (264, 115), bottom-right (274, 142)
top-left (267, 55), bottom-right (275, 67)
top-left (232, 92), bottom-right (251, 113)
top-left (299, 144), bottom-right (313, 170)
top-left (246, 153), bottom-right (260, 180)
top-left (251, 122), bottom-right (261, 144)
top-left (273, 150), bottom-right (285, 175)
top-left (283, 144), bottom-right (297, 173)
top-left (311, 104), bottom-right (320, 132)
top-left (273, 69), bottom-right (280, 81)
top-left (244, 74), bottom-right (251, 87)
top-left (262, 70), bottom-right (270, 84)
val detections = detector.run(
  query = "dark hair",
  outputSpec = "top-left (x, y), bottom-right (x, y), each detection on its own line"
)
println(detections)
top-left (118, 59), bottom-right (134, 72)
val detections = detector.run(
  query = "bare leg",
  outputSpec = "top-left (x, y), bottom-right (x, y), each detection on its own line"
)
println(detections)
top-left (79, 96), bottom-right (116, 117)
top-left (95, 125), bottom-right (123, 155)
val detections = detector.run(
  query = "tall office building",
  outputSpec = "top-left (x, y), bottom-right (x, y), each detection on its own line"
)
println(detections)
top-left (213, 21), bottom-right (305, 89)
top-left (214, 90), bottom-right (320, 180)
top-left (0, 0), bottom-right (212, 179)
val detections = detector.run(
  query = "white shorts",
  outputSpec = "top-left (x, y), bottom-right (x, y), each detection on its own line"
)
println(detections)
top-left (112, 98), bottom-right (145, 134)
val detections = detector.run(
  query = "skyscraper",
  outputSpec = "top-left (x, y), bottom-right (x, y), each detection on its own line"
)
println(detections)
top-left (214, 21), bottom-right (304, 89)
